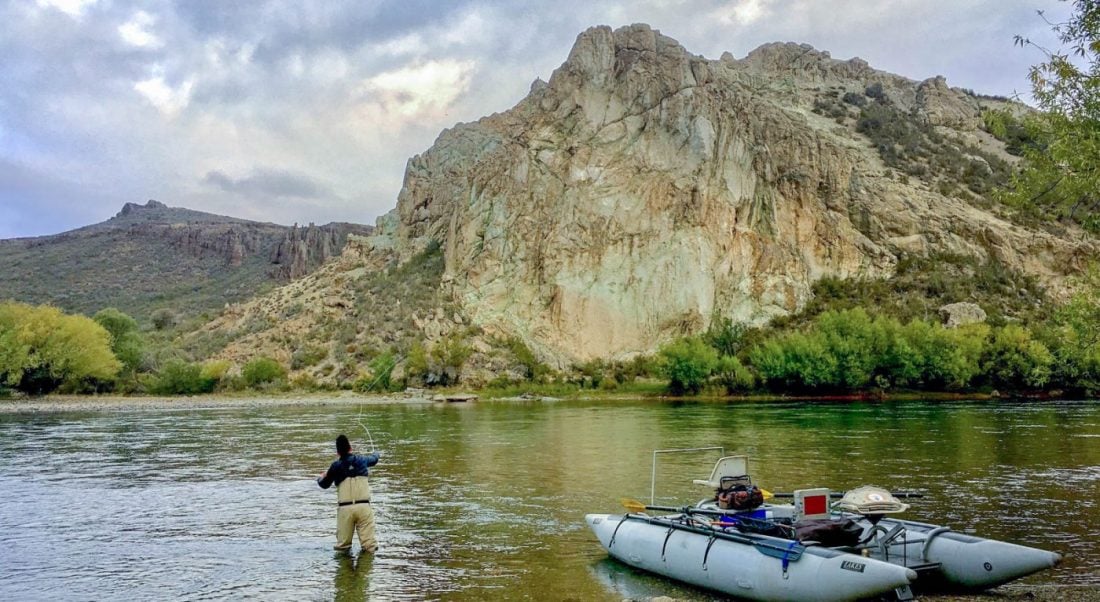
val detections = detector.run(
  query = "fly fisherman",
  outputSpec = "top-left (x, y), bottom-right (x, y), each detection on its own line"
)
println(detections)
top-left (318, 434), bottom-right (380, 553)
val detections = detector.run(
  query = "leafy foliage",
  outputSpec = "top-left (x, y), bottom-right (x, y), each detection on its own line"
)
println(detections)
top-left (355, 351), bottom-right (398, 392)
top-left (93, 308), bottom-right (145, 377)
top-left (0, 302), bottom-right (121, 394)
top-left (749, 309), bottom-right (990, 393)
top-left (149, 360), bottom-right (217, 395)
top-left (714, 355), bottom-right (755, 393)
top-left (1039, 265), bottom-right (1100, 392)
top-left (1005, 1), bottom-right (1100, 232)
top-left (659, 337), bottom-right (719, 394)
top-left (242, 357), bottom-right (287, 388)
top-left (429, 334), bottom-right (473, 386)
top-left (980, 324), bottom-right (1054, 389)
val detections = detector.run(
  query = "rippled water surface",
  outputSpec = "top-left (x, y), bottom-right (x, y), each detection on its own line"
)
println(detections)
top-left (1, 399), bottom-right (1097, 601)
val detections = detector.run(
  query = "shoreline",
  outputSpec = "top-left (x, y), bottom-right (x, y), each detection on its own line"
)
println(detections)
top-left (0, 391), bottom-right (433, 414)
top-left (0, 389), bottom-right (1085, 414)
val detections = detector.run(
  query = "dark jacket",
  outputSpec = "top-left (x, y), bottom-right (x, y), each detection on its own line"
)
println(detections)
top-left (317, 452), bottom-right (380, 489)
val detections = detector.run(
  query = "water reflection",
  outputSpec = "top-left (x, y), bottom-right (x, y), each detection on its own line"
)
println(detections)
top-left (0, 399), bottom-right (1096, 601)
top-left (334, 551), bottom-right (373, 602)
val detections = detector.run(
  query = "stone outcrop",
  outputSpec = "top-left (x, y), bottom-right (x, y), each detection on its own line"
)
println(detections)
top-left (361, 24), bottom-right (1095, 365)
top-left (916, 76), bottom-right (982, 129)
top-left (270, 222), bottom-right (373, 279)
top-left (939, 302), bottom-right (988, 328)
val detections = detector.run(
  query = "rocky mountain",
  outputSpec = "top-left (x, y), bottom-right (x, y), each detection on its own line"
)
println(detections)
top-left (0, 200), bottom-right (371, 323)
top-left (191, 24), bottom-right (1096, 377)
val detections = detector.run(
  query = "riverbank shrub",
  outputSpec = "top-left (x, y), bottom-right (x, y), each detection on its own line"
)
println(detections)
top-left (93, 308), bottom-right (145, 380)
top-left (149, 360), bottom-right (217, 395)
top-left (0, 302), bottom-right (121, 394)
top-left (747, 309), bottom-right (993, 393)
top-left (354, 351), bottom-right (398, 392)
top-left (242, 357), bottom-right (287, 388)
top-left (660, 337), bottom-right (719, 394)
top-left (1041, 268), bottom-right (1100, 393)
top-left (715, 355), bottom-right (755, 393)
top-left (980, 325), bottom-right (1054, 389)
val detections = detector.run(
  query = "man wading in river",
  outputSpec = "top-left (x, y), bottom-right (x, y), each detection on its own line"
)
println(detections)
top-left (318, 434), bottom-right (380, 553)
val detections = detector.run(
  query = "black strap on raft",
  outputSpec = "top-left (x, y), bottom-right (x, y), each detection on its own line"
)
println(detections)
top-left (702, 533), bottom-right (719, 571)
top-left (661, 525), bottom-right (676, 562)
top-left (608, 515), bottom-right (630, 549)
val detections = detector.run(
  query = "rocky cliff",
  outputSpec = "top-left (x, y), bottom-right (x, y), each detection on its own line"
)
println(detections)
top-left (192, 24), bottom-right (1096, 373)
top-left (270, 222), bottom-right (372, 279)
top-left (370, 24), bottom-right (1095, 364)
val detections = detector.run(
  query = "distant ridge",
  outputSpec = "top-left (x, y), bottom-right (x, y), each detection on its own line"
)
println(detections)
top-left (0, 199), bottom-right (371, 324)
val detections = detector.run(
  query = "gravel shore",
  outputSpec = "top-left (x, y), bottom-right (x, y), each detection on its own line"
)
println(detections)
top-left (0, 392), bottom-right (432, 413)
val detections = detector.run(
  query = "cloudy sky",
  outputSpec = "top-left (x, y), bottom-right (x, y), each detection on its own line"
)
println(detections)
top-left (0, 0), bottom-right (1074, 238)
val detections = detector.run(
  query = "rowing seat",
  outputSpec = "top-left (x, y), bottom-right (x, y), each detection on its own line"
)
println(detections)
top-left (692, 455), bottom-right (750, 489)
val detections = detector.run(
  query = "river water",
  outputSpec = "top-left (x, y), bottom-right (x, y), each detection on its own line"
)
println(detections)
top-left (0, 399), bottom-right (1097, 601)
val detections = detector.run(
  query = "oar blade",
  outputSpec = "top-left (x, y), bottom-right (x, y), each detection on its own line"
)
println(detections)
top-left (620, 498), bottom-right (649, 514)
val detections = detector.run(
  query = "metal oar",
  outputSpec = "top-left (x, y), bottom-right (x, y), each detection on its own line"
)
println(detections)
top-left (768, 491), bottom-right (925, 499)
top-left (620, 498), bottom-right (777, 516)
top-left (618, 499), bottom-right (807, 558)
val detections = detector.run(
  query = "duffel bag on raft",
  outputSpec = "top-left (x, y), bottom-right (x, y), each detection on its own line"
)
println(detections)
top-left (716, 475), bottom-right (765, 511)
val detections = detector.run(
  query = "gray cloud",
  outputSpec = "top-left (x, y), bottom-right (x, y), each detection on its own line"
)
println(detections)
top-left (203, 168), bottom-right (333, 199)
top-left (0, 0), bottom-right (1077, 238)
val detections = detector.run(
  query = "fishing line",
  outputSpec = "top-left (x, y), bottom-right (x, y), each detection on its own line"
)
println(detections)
top-left (354, 353), bottom-right (403, 454)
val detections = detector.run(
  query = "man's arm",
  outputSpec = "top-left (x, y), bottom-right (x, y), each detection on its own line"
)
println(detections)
top-left (364, 452), bottom-right (380, 467)
top-left (317, 459), bottom-right (339, 489)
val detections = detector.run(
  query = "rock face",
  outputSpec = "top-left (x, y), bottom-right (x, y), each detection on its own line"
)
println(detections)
top-left (270, 222), bottom-right (372, 279)
top-left (364, 24), bottom-right (1095, 365)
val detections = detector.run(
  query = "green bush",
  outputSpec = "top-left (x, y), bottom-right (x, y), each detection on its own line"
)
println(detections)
top-left (703, 315), bottom-right (746, 357)
top-left (1042, 267), bottom-right (1100, 392)
top-left (660, 337), bottom-right (719, 395)
top-left (749, 332), bottom-right (836, 391)
top-left (0, 302), bottom-right (121, 394)
top-left (573, 359), bottom-right (607, 389)
top-left (354, 351), bottom-right (397, 392)
top-left (981, 325), bottom-right (1054, 389)
top-left (748, 309), bottom-right (988, 392)
top-left (93, 308), bottom-right (145, 378)
top-left (242, 357), bottom-right (287, 388)
top-left (150, 360), bottom-right (216, 395)
top-left (715, 355), bottom-right (755, 394)
top-left (150, 308), bottom-right (177, 331)
top-left (507, 337), bottom-right (550, 381)
top-left (430, 334), bottom-right (473, 386)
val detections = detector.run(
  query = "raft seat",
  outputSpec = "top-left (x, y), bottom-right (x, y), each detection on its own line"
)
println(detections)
top-left (692, 455), bottom-right (750, 489)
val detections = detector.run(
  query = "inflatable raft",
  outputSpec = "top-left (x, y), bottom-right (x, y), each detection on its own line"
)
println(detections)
top-left (586, 511), bottom-right (916, 601)
top-left (587, 453), bottom-right (1062, 601)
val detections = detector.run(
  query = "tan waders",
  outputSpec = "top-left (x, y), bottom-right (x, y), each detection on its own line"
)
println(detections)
top-left (335, 475), bottom-right (376, 552)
